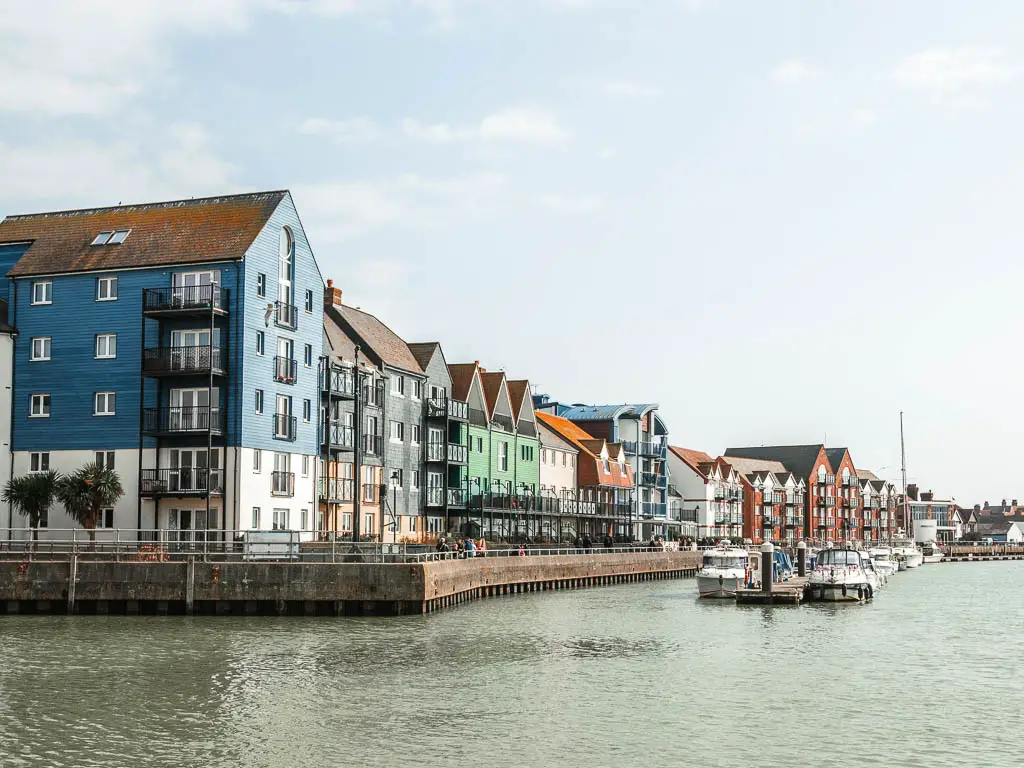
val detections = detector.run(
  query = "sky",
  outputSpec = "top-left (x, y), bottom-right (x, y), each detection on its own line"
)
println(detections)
top-left (1, 0), bottom-right (1021, 505)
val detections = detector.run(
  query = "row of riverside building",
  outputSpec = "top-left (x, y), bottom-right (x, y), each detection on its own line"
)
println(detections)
top-left (0, 190), bottom-right (901, 545)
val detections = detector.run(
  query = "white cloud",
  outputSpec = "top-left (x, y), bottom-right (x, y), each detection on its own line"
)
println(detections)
top-left (0, 123), bottom-right (237, 209)
top-left (771, 59), bottom-right (827, 85)
top-left (0, 0), bottom-right (255, 115)
top-left (293, 172), bottom-right (505, 242)
top-left (401, 118), bottom-right (476, 142)
top-left (403, 109), bottom-right (569, 145)
top-left (892, 47), bottom-right (1016, 99)
top-left (479, 108), bottom-right (569, 144)
top-left (597, 146), bottom-right (616, 160)
top-left (539, 194), bottom-right (602, 214)
top-left (298, 117), bottom-right (380, 143)
top-left (603, 79), bottom-right (663, 98)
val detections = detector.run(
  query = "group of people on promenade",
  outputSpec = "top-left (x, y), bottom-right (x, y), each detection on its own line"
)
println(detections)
top-left (436, 536), bottom-right (489, 558)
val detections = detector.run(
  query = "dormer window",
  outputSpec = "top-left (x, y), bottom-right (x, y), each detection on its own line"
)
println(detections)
top-left (91, 229), bottom-right (130, 246)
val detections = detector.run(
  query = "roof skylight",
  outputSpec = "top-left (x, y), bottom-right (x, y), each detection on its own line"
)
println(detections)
top-left (91, 229), bottom-right (131, 246)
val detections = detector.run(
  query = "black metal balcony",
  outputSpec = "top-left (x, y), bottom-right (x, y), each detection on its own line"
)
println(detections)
top-left (639, 440), bottom-right (666, 458)
top-left (273, 414), bottom-right (297, 442)
top-left (426, 487), bottom-right (445, 508)
top-left (324, 423), bottom-right (354, 451)
top-left (142, 406), bottom-right (224, 436)
top-left (621, 441), bottom-right (638, 454)
top-left (362, 381), bottom-right (385, 408)
top-left (271, 471), bottom-right (295, 497)
top-left (142, 285), bottom-right (227, 316)
top-left (363, 434), bottom-right (383, 458)
top-left (274, 356), bottom-right (297, 385)
top-left (447, 488), bottom-right (467, 507)
top-left (425, 442), bottom-right (445, 462)
top-left (318, 477), bottom-right (354, 502)
top-left (274, 301), bottom-right (297, 330)
top-left (640, 472), bottom-right (659, 487)
top-left (323, 367), bottom-right (356, 399)
top-left (140, 468), bottom-right (223, 497)
top-left (142, 345), bottom-right (225, 377)
top-left (426, 397), bottom-right (448, 420)
top-left (825, 497), bottom-right (836, 507)
top-left (447, 443), bottom-right (467, 463)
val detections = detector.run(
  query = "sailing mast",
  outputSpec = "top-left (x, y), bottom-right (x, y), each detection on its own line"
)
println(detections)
top-left (900, 411), bottom-right (908, 538)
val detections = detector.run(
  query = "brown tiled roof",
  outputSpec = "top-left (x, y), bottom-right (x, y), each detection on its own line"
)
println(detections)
top-left (479, 371), bottom-right (507, 418)
top-left (536, 412), bottom-right (600, 458)
top-left (668, 446), bottom-right (715, 479)
top-left (1, 191), bottom-right (287, 277)
top-left (407, 342), bottom-right (440, 371)
top-left (506, 380), bottom-right (530, 420)
top-left (330, 304), bottom-right (423, 375)
top-left (723, 456), bottom-right (788, 476)
top-left (448, 363), bottom-right (478, 401)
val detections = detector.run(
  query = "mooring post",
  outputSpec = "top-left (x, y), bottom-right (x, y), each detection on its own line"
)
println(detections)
top-left (761, 541), bottom-right (774, 598)
top-left (186, 556), bottom-right (195, 615)
top-left (797, 540), bottom-right (807, 577)
top-left (67, 554), bottom-right (78, 615)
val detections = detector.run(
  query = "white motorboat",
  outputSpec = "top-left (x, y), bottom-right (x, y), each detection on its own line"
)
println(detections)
top-left (868, 546), bottom-right (899, 580)
top-left (807, 548), bottom-right (877, 602)
top-left (892, 538), bottom-right (923, 569)
top-left (696, 545), bottom-right (751, 598)
top-left (921, 541), bottom-right (944, 564)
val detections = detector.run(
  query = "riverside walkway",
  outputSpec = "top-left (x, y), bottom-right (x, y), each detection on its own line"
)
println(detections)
top-left (0, 535), bottom-right (701, 616)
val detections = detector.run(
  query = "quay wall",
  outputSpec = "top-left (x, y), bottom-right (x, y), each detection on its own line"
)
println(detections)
top-left (0, 551), bottom-right (700, 617)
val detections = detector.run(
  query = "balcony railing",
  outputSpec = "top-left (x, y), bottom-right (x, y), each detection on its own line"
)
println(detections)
top-left (714, 514), bottom-right (743, 526)
top-left (785, 515), bottom-right (802, 528)
top-left (642, 502), bottom-right (668, 518)
top-left (271, 471), bottom-right (295, 497)
top-left (274, 356), bottom-right (297, 384)
top-left (763, 495), bottom-right (776, 507)
top-left (273, 414), bottom-right (297, 442)
top-left (817, 475), bottom-right (836, 486)
top-left (426, 442), bottom-right (446, 462)
top-left (448, 399), bottom-right (469, 420)
top-left (142, 345), bottom-right (225, 376)
top-left (323, 368), bottom-right (356, 399)
top-left (362, 483), bottom-right (378, 503)
top-left (362, 381), bottom-right (385, 408)
top-left (825, 497), bottom-right (836, 507)
top-left (640, 472), bottom-right (659, 487)
top-left (426, 487), bottom-right (445, 507)
top-left (639, 440), bottom-right (667, 458)
top-left (142, 406), bottom-right (224, 435)
top-left (140, 468), bottom-right (223, 496)
top-left (363, 434), bottom-right (383, 458)
top-left (447, 488), bottom-right (467, 507)
top-left (274, 301), bottom-right (297, 330)
top-left (447, 443), bottom-right (468, 463)
top-left (142, 284), bottom-right (227, 315)
top-left (324, 424), bottom-right (354, 451)
top-left (319, 477), bottom-right (354, 502)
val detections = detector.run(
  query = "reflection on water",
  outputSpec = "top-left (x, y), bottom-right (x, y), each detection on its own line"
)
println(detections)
top-left (0, 563), bottom-right (1021, 767)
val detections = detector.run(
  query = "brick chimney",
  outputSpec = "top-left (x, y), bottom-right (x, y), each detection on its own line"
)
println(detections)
top-left (324, 278), bottom-right (342, 308)
top-left (907, 483), bottom-right (919, 501)
top-left (921, 489), bottom-right (933, 502)
top-left (1002, 498), bottom-right (1007, 508)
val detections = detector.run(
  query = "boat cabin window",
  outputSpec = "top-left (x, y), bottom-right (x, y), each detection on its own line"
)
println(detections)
top-left (817, 550), bottom-right (861, 567)
top-left (703, 554), bottom-right (748, 569)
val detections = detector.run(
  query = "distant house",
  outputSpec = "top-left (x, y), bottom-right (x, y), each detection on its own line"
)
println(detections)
top-left (976, 519), bottom-right (1024, 543)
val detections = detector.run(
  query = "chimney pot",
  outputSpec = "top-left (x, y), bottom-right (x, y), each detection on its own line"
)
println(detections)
top-left (323, 282), bottom-right (342, 308)
top-left (327, 279), bottom-right (333, 288)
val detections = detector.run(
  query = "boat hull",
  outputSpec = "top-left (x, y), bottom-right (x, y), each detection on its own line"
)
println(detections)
top-left (922, 554), bottom-right (943, 564)
top-left (806, 582), bottom-right (873, 602)
top-left (697, 574), bottom-right (742, 599)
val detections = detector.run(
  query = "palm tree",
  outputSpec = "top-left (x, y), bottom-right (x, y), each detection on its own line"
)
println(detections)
top-left (56, 462), bottom-right (124, 542)
top-left (2, 471), bottom-right (60, 541)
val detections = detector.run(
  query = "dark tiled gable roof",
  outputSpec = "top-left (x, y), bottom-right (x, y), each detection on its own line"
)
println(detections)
top-left (407, 342), bottom-right (439, 371)
top-left (1, 191), bottom-right (287, 277)
top-left (480, 371), bottom-right (506, 418)
top-left (329, 304), bottom-right (424, 375)
top-left (506, 380), bottom-right (530, 420)
top-left (725, 444), bottom-right (826, 480)
top-left (825, 448), bottom-right (850, 473)
top-left (448, 363), bottom-right (478, 401)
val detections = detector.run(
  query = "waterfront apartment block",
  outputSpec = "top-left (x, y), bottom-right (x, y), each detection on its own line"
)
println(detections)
top-left (447, 362), bottom-right (540, 541)
top-left (0, 192), bottom-right (323, 540)
top-left (537, 398), bottom-right (673, 541)
top-left (666, 447), bottom-right (746, 539)
top-left (536, 412), bottom-right (635, 540)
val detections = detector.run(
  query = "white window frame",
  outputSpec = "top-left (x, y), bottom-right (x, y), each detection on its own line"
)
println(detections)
top-left (272, 508), bottom-right (290, 531)
top-left (390, 420), bottom-right (404, 442)
top-left (391, 374), bottom-right (405, 397)
top-left (305, 289), bottom-right (314, 313)
top-left (257, 273), bottom-right (266, 298)
top-left (94, 391), bottom-right (116, 416)
top-left (411, 424), bottom-right (421, 445)
top-left (301, 508), bottom-right (309, 530)
top-left (498, 442), bottom-right (508, 472)
top-left (30, 336), bottom-right (51, 361)
top-left (304, 344), bottom-right (313, 368)
top-left (96, 508), bottom-right (115, 529)
top-left (252, 507), bottom-right (260, 528)
top-left (96, 276), bottom-right (118, 301)
top-left (301, 455), bottom-right (309, 477)
top-left (411, 379), bottom-right (422, 400)
top-left (253, 449), bottom-right (262, 473)
top-left (303, 399), bottom-right (311, 422)
top-left (31, 281), bottom-right (52, 305)
top-left (29, 394), bottom-right (50, 418)
top-left (256, 331), bottom-right (265, 356)
top-left (255, 389), bottom-right (264, 414)
top-left (94, 451), bottom-right (114, 470)
top-left (29, 452), bottom-right (49, 473)
top-left (95, 333), bottom-right (117, 359)
top-left (412, 470), bottom-right (421, 491)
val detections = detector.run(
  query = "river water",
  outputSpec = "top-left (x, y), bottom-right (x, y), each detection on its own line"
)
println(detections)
top-left (0, 562), bottom-right (1019, 768)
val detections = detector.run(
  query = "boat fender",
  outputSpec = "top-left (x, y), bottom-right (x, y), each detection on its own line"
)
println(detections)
top-left (867, 586), bottom-right (873, 599)
top-left (857, 586), bottom-right (863, 600)
top-left (841, 584), bottom-right (847, 598)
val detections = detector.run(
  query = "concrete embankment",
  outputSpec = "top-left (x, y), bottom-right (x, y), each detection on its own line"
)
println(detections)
top-left (0, 550), bottom-right (701, 617)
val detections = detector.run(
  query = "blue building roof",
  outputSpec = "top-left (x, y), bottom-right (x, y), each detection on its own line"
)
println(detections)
top-left (558, 403), bottom-right (658, 421)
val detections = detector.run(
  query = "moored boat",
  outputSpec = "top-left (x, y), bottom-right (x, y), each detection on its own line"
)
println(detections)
top-left (868, 546), bottom-right (899, 579)
top-left (921, 541), bottom-right (944, 564)
top-left (807, 548), bottom-right (876, 602)
top-left (696, 544), bottom-right (751, 599)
